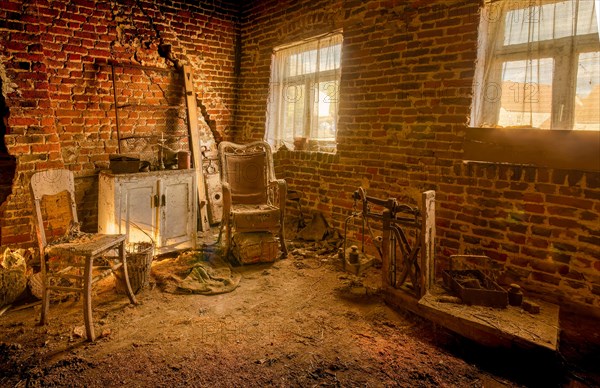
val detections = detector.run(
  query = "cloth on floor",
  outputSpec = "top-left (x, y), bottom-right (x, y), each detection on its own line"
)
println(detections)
top-left (152, 249), bottom-right (241, 295)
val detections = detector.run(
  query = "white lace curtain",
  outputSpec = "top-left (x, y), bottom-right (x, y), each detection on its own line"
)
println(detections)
top-left (472, 0), bottom-right (600, 130)
top-left (266, 33), bottom-right (343, 151)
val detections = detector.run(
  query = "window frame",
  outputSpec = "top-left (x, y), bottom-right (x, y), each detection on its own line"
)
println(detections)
top-left (466, 0), bottom-right (600, 172)
top-left (266, 32), bottom-right (343, 153)
top-left (474, 0), bottom-right (600, 131)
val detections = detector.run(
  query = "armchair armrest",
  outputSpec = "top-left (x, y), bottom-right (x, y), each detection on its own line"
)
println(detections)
top-left (221, 181), bottom-right (232, 222)
top-left (268, 179), bottom-right (287, 221)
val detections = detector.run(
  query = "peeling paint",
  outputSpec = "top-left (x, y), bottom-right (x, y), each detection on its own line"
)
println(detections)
top-left (0, 57), bottom-right (19, 98)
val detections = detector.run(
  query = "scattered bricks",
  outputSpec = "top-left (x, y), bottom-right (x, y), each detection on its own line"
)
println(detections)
top-left (522, 300), bottom-right (541, 314)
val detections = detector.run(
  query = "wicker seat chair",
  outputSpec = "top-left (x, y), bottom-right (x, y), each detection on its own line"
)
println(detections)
top-left (218, 141), bottom-right (287, 259)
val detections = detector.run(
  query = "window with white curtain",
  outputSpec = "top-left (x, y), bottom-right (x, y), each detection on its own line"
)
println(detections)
top-left (266, 33), bottom-right (343, 151)
top-left (471, 0), bottom-right (600, 130)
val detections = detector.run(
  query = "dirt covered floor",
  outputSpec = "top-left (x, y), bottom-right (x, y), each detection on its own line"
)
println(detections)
top-left (1, 238), bottom-right (599, 387)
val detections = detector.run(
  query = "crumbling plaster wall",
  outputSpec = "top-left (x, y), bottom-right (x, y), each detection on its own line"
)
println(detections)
top-left (236, 0), bottom-right (600, 314)
top-left (0, 0), bottom-right (238, 245)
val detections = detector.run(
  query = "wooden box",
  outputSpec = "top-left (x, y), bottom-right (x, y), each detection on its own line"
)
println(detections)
top-left (442, 269), bottom-right (508, 308)
top-left (232, 232), bottom-right (279, 264)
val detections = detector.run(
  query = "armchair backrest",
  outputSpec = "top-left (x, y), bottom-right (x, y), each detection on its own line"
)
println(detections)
top-left (218, 141), bottom-right (275, 205)
top-left (30, 169), bottom-right (78, 251)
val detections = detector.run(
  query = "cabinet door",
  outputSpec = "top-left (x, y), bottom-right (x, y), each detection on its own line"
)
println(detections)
top-left (120, 179), bottom-right (158, 245)
top-left (159, 173), bottom-right (195, 248)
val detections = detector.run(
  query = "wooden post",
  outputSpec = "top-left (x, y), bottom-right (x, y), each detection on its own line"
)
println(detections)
top-left (182, 65), bottom-right (210, 231)
top-left (420, 190), bottom-right (435, 297)
top-left (381, 209), bottom-right (392, 288)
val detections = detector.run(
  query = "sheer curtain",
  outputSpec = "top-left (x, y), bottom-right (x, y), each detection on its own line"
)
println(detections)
top-left (266, 33), bottom-right (343, 151)
top-left (472, 0), bottom-right (600, 130)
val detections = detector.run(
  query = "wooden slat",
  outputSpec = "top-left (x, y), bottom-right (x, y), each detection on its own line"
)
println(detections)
top-left (420, 191), bottom-right (435, 297)
top-left (464, 127), bottom-right (600, 171)
top-left (48, 286), bottom-right (83, 293)
top-left (47, 234), bottom-right (125, 257)
top-left (182, 65), bottom-right (210, 231)
top-left (384, 286), bottom-right (559, 351)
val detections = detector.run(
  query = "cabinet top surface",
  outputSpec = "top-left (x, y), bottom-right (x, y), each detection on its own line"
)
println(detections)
top-left (100, 169), bottom-right (196, 179)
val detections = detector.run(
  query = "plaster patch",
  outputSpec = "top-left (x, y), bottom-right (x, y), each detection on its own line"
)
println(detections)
top-left (0, 57), bottom-right (19, 98)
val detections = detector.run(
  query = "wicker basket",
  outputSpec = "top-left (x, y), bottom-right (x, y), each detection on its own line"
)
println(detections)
top-left (1, 248), bottom-right (29, 306)
top-left (115, 242), bottom-right (154, 294)
top-left (1, 268), bottom-right (27, 306)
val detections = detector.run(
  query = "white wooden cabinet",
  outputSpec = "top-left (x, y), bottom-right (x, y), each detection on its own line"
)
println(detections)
top-left (98, 169), bottom-right (197, 254)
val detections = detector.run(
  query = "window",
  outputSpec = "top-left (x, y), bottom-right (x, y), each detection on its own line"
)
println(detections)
top-left (266, 33), bottom-right (343, 151)
top-left (471, 0), bottom-right (600, 131)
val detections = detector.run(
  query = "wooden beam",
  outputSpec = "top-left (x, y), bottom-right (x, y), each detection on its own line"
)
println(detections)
top-left (421, 190), bottom-right (435, 298)
top-left (464, 127), bottom-right (600, 171)
top-left (182, 65), bottom-right (210, 232)
top-left (384, 286), bottom-right (559, 351)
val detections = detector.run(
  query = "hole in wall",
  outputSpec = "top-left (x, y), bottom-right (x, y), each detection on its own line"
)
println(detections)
top-left (0, 78), bottom-right (17, 246)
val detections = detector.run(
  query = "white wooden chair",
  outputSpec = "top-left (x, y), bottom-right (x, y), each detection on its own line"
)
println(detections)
top-left (30, 169), bottom-right (137, 341)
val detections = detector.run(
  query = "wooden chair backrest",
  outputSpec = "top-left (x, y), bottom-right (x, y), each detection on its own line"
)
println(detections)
top-left (30, 169), bottom-right (78, 251)
top-left (219, 141), bottom-right (275, 205)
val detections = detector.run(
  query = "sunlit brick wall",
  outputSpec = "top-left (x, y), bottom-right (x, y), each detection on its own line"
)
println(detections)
top-left (237, 0), bottom-right (600, 313)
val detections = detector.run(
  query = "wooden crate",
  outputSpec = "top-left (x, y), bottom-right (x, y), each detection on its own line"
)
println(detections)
top-left (232, 232), bottom-right (279, 264)
top-left (442, 269), bottom-right (508, 308)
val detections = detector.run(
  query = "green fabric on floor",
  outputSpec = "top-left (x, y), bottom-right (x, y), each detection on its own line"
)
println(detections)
top-left (152, 249), bottom-right (241, 295)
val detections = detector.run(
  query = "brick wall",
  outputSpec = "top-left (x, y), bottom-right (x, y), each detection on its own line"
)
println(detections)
top-left (237, 0), bottom-right (600, 313)
top-left (1, 0), bottom-right (598, 315)
top-left (0, 0), bottom-right (238, 245)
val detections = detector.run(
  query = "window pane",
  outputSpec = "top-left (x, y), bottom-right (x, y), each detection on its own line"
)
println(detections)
top-left (498, 59), bottom-right (554, 128)
top-left (267, 33), bottom-right (342, 150)
top-left (312, 81), bottom-right (338, 139)
top-left (576, 0), bottom-right (599, 35)
top-left (288, 49), bottom-right (317, 75)
top-left (504, 1), bottom-right (598, 46)
top-left (574, 52), bottom-right (600, 130)
top-left (283, 84), bottom-right (305, 139)
top-left (319, 44), bottom-right (342, 71)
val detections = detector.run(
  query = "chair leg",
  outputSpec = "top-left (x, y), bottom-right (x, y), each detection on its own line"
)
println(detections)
top-left (225, 223), bottom-right (232, 257)
top-left (39, 276), bottom-right (50, 326)
top-left (83, 257), bottom-right (95, 341)
top-left (279, 224), bottom-right (288, 256)
top-left (119, 242), bottom-right (138, 305)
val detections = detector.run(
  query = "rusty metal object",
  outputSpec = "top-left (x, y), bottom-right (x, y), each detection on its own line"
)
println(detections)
top-left (341, 187), bottom-right (422, 296)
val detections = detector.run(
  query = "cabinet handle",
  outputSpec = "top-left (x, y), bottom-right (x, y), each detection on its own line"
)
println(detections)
top-left (153, 195), bottom-right (159, 208)
top-left (161, 194), bottom-right (166, 207)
